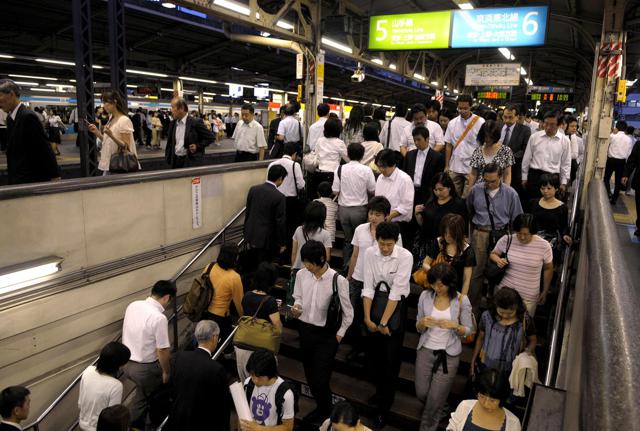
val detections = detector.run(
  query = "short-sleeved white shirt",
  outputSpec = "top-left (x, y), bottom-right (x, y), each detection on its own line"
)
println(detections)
top-left (122, 297), bottom-right (170, 363)
top-left (233, 120), bottom-right (267, 153)
top-left (444, 114), bottom-right (485, 174)
top-left (292, 226), bottom-right (332, 269)
top-left (277, 116), bottom-right (302, 142)
top-left (246, 377), bottom-right (295, 426)
top-left (399, 120), bottom-right (445, 151)
top-left (78, 365), bottom-right (123, 431)
top-left (351, 222), bottom-right (403, 282)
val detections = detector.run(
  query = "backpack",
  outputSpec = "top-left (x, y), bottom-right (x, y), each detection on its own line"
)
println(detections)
top-left (183, 263), bottom-right (215, 322)
top-left (244, 379), bottom-right (299, 425)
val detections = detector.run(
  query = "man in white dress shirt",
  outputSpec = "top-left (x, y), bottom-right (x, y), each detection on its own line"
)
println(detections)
top-left (379, 104), bottom-right (411, 151)
top-left (398, 103), bottom-right (445, 156)
top-left (233, 103), bottom-right (267, 162)
top-left (605, 120), bottom-right (634, 204)
top-left (307, 103), bottom-right (330, 152)
top-left (122, 280), bottom-right (175, 429)
top-left (332, 142), bottom-right (376, 268)
top-left (291, 241), bottom-right (353, 422)
top-left (268, 142), bottom-right (306, 255)
top-left (361, 221), bottom-right (413, 426)
top-left (277, 104), bottom-right (303, 157)
top-left (445, 95), bottom-right (485, 197)
top-left (565, 115), bottom-right (584, 184)
top-left (521, 111), bottom-right (572, 199)
top-left (0, 386), bottom-right (30, 431)
top-left (374, 149), bottom-right (415, 249)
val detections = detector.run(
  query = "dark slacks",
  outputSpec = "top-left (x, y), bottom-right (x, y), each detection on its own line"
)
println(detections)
top-left (235, 151), bottom-right (259, 162)
top-left (298, 321), bottom-right (339, 415)
top-left (397, 221), bottom-right (415, 251)
top-left (635, 188), bottom-right (640, 231)
top-left (345, 279), bottom-right (366, 349)
top-left (201, 312), bottom-right (232, 347)
top-left (124, 361), bottom-right (162, 429)
top-left (285, 196), bottom-right (302, 256)
top-left (0, 127), bottom-right (6, 151)
top-left (604, 157), bottom-right (627, 202)
top-left (309, 171), bottom-right (334, 202)
top-left (367, 327), bottom-right (405, 413)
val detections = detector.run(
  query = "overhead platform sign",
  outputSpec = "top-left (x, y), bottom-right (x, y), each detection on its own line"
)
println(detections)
top-left (465, 63), bottom-right (522, 86)
top-left (369, 6), bottom-right (548, 50)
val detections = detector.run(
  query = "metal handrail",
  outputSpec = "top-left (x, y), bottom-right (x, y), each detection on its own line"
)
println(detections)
top-left (156, 325), bottom-right (240, 431)
top-left (23, 207), bottom-right (246, 431)
top-left (543, 150), bottom-right (585, 386)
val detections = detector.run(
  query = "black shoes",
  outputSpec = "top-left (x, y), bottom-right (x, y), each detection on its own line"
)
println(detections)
top-left (634, 229), bottom-right (640, 237)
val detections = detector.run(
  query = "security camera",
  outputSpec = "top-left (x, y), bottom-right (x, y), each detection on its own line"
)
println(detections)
top-left (351, 63), bottom-right (365, 83)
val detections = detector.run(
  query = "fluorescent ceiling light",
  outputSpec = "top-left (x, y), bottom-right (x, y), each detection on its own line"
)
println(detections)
top-left (127, 84), bottom-right (138, 88)
top-left (0, 54), bottom-right (15, 59)
top-left (9, 74), bottom-right (57, 81)
top-left (525, 78), bottom-right (533, 85)
top-left (92, 65), bottom-right (104, 69)
top-left (413, 73), bottom-right (425, 80)
top-left (458, 2), bottom-right (474, 9)
top-left (160, 88), bottom-right (174, 91)
top-left (203, 92), bottom-right (217, 96)
top-left (331, 97), bottom-right (345, 101)
top-left (126, 69), bottom-right (169, 78)
top-left (371, 58), bottom-right (383, 65)
top-left (520, 67), bottom-right (527, 75)
top-left (372, 103), bottom-right (382, 107)
top-left (45, 83), bottom-right (73, 88)
top-left (69, 79), bottom-right (76, 82)
top-left (498, 48), bottom-right (512, 60)
top-left (0, 257), bottom-right (63, 295)
top-left (389, 63), bottom-right (397, 70)
top-left (161, 2), bottom-right (176, 8)
top-left (31, 88), bottom-right (56, 92)
top-left (213, 0), bottom-right (250, 16)
top-left (431, 81), bottom-right (439, 86)
top-left (13, 81), bottom-right (38, 86)
top-left (321, 37), bottom-right (353, 54)
top-left (444, 85), bottom-right (448, 89)
top-left (626, 79), bottom-right (637, 87)
top-left (346, 99), bottom-right (359, 104)
top-left (36, 58), bottom-right (75, 66)
top-left (276, 20), bottom-right (294, 30)
top-left (286, 91), bottom-right (298, 95)
top-left (454, 89), bottom-right (460, 94)
top-left (260, 32), bottom-right (271, 37)
top-left (179, 76), bottom-right (219, 84)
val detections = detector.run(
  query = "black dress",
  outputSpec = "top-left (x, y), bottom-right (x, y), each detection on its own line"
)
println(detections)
top-left (427, 238), bottom-right (476, 291)
top-left (529, 199), bottom-right (569, 261)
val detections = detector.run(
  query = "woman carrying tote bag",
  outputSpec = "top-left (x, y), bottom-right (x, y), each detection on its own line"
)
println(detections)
top-left (233, 262), bottom-right (282, 382)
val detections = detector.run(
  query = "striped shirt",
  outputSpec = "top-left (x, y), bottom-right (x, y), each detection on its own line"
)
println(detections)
top-left (315, 197), bottom-right (338, 242)
top-left (494, 234), bottom-right (552, 302)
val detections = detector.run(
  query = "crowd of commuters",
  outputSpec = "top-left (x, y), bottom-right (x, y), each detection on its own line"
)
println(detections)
top-left (3, 81), bottom-right (640, 431)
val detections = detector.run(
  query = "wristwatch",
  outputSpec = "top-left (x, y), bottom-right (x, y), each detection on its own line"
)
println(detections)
top-left (378, 323), bottom-right (388, 328)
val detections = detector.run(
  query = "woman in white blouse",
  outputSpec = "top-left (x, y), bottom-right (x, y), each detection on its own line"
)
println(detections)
top-left (78, 342), bottom-right (131, 431)
top-left (87, 91), bottom-right (138, 175)
top-left (310, 117), bottom-right (348, 197)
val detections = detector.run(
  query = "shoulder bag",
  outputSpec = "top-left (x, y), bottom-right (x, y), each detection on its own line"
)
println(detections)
top-left (370, 280), bottom-right (406, 332)
top-left (233, 296), bottom-right (282, 354)
top-left (291, 159), bottom-right (308, 203)
top-left (325, 273), bottom-right (343, 332)
top-left (385, 117), bottom-right (394, 149)
top-left (109, 145), bottom-right (140, 173)
top-left (484, 231), bottom-right (512, 286)
top-left (453, 115), bottom-right (480, 152)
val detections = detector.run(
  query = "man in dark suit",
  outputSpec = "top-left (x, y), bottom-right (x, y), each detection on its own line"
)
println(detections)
top-left (502, 104), bottom-right (531, 201)
top-left (0, 80), bottom-right (60, 185)
top-left (166, 320), bottom-right (230, 431)
top-left (0, 385), bottom-right (31, 430)
top-left (403, 126), bottom-right (445, 205)
top-left (243, 165), bottom-right (288, 264)
top-left (165, 98), bottom-right (215, 169)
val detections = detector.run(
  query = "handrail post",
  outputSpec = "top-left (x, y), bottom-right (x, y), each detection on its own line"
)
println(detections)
top-left (172, 289), bottom-right (179, 352)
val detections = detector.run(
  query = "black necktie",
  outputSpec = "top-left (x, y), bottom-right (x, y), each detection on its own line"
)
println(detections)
top-left (503, 126), bottom-right (511, 147)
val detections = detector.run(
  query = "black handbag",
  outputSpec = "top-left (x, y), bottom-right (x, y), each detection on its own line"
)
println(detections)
top-left (484, 231), bottom-right (512, 285)
top-left (538, 230), bottom-right (564, 262)
top-left (370, 281), bottom-right (406, 332)
top-left (325, 273), bottom-right (342, 332)
top-left (109, 146), bottom-right (140, 173)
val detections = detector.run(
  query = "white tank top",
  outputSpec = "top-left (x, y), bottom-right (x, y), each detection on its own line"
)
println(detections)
top-left (424, 306), bottom-right (452, 350)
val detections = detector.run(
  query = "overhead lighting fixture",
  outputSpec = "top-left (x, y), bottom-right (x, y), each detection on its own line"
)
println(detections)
top-left (458, 2), bottom-right (474, 9)
top-left (626, 79), bottom-right (637, 87)
top-left (286, 91), bottom-right (298, 95)
top-left (126, 84), bottom-right (138, 88)
top-left (444, 85), bottom-right (448, 89)
top-left (520, 67), bottom-right (527, 75)
top-left (126, 69), bottom-right (169, 78)
top-left (260, 32), bottom-right (271, 37)
top-left (213, 0), bottom-right (250, 16)
top-left (331, 97), bottom-right (345, 101)
top-left (160, 87), bottom-right (175, 91)
top-left (372, 103), bottom-right (382, 107)
top-left (36, 58), bottom-right (75, 66)
top-left (0, 256), bottom-right (63, 295)
top-left (453, 89), bottom-right (460, 94)
top-left (389, 63), bottom-right (397, 70)
top-left (45, 83), bottom-right (73, 88)
top-left (9, 74), bottom-right (57, 81)
top-left (179, 76), bottom-right (219, 84)
top-left (413, 73), bottom-right (425, 80)
top-left (69, 79), bottom-right (76, 83)
top-left (525, 78), bottom-right (533, 86)
top-left (203, 92), bottom-right (217, 96)
top-left (31, 88), bottom-right (56, 92)
top-left (431, 81), bottom-right (439, 86)
top-left (161, 2), bottom-right (176, 8)
top-left (498, 47), bottom-right (512, 60)
top-left (0, 54), bottom-right (15, 59)
top-left (276, 20), bottom-right (294, 30)
top-left (13, 81), bottom-right (38, 86)
top-left (92, 65), bottom-right (105, 69)
top-left (321, 37), bottom-right (353, 54)
top-left (371, 58), bottom-right (384, 65)
top-left (346, 99), bottom-right (359, 104)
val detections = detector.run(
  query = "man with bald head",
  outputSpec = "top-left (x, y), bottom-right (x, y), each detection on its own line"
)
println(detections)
top-left (165, 97), bottom-right (215, 168)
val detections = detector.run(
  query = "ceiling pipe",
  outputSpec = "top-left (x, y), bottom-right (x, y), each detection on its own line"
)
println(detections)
top-left (222, 24), bottom-right (304, 54)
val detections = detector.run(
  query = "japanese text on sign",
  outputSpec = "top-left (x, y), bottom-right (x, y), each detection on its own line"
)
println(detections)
top-left (465, 63), bottom-right (521, 86)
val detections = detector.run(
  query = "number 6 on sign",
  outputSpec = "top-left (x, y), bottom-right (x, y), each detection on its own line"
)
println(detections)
top-left (376, 19), bottom-right (388, 41)
top-left (522, 11), bottom-right (539, 36)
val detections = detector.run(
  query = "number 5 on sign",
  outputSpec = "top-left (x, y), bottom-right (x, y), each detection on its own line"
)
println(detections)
top-left (522, 11), bottom-right (539, 36)
top-left (376, 19), bottom-right (388, 41)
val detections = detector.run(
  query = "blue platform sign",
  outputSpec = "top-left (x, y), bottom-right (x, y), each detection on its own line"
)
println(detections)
top-left (451, 6), bottom-right (548, 48)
